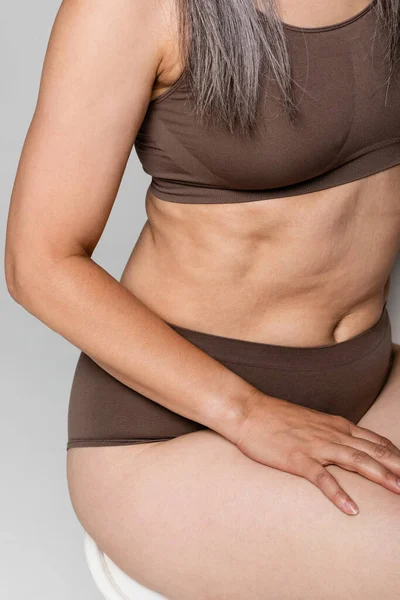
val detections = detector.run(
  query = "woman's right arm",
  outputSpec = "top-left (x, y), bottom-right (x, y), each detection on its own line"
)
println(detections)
top-left (4, 0), bottom-right (259, 444)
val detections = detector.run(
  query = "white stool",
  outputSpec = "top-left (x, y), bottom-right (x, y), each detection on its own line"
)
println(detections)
top-left (83, 530), bottom-right (168, 600)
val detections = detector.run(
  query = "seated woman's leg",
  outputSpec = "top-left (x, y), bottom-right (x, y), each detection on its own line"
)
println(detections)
top-left (67, 345), bottom-right (400, 600)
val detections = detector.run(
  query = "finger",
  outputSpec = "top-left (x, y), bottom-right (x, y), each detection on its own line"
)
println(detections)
top-left (343, 436), bottom-right (400, 476)
top-left (348, 423), bottom-right (400, 457)
top-left (296, 456), bottom-right (360, 516)
top-left (324, 443), bottom-right (400, 495)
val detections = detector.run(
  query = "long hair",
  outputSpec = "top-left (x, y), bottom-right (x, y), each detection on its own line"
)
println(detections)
top-left (173, 0), bottom-right (400, 137)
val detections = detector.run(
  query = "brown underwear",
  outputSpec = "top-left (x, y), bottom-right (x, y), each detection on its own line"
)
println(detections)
top-left (66, 303), bottom-right (394, 451)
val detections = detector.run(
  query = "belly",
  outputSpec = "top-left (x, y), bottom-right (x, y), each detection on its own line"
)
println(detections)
top-left (120, 167), bottom-right (400, 347)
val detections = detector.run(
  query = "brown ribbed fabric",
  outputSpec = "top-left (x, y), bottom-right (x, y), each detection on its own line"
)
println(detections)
top-left (67, 303), bottom-right (394, 450)
top-left (134, 0), bottom-right (400, 204)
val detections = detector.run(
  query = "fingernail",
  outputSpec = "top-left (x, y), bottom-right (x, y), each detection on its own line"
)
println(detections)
top-left (344, 501), bottom-right (359, 515)
top-left (396, 478), bottom-right (400, 488)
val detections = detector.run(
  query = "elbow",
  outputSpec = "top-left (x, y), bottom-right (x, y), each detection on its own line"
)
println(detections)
top-left (4, 249), bottom-right (21, 301)
top-left (5, 276), bottom-right (20, 303)
top-left (5, 252), bottom-right (34, 305)
top-left (5, 245), bottom-right (89, 307)
top-left (4, 248), bottom-right (53, 306)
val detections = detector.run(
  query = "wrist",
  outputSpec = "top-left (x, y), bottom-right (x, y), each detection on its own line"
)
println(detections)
top-left (206, 379), bottom-right (266, 446)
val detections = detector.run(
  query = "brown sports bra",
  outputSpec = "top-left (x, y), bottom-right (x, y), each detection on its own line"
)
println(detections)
top-left (134, 0), bottom-right (400, 204)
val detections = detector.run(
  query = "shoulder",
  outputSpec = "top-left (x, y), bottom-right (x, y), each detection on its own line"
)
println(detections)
top-left (54, 0), bottom-right (176, 58)
top-left (49, 0), bottom-right (180, 94)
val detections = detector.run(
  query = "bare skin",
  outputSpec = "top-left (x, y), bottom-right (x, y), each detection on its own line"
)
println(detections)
top-left (5, 0), bottom-right (400, 597)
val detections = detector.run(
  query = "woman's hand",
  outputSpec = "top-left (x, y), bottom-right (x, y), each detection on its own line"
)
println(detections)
top-left (235, 389), bottom-right (400, 516)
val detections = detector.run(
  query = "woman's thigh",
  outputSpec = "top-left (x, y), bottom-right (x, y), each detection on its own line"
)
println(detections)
top-left (67, 345), bottom-right (400, 600)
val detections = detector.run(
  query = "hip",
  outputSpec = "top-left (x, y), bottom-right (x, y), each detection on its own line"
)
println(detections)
top-left (66, 302), bottom-right (394, 451)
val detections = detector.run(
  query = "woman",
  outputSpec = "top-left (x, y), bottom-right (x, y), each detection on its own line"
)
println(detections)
top-left (5, 0), bottom-right (400, 597)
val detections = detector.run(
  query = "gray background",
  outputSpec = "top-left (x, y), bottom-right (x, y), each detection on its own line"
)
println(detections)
top-left (1, 2), bottom-right (400, 599)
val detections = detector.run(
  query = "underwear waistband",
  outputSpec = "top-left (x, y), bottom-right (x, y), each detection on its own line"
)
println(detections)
top-left (165, 303), bottom-right (391, 370)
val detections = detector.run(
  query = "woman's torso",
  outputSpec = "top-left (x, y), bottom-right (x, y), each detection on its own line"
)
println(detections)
top-left (120, 0), bottom-right (400, 347)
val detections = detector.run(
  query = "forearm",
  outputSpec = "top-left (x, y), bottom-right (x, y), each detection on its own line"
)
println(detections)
top-left (10, 253), bottom-right (261, 443)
